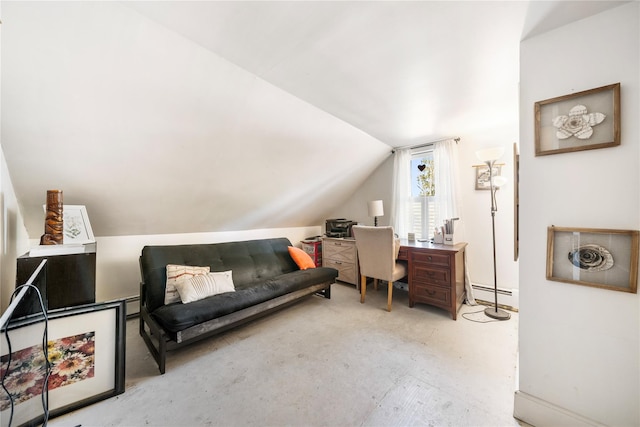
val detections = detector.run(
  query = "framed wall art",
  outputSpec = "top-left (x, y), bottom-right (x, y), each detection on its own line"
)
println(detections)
top-left (546, 226), bottom-right (638, 293)
top-left (513, 143), bottom-right (519, 261)
top-left (474, 164), bottom-right (503, 190)
top-left (0, 300), bottom-right (125, 426)
top-left (535, 83), bottom-right (620, 156)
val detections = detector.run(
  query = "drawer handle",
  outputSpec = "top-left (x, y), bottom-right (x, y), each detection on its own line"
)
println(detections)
top-left (335, 261), bottom-right (342, 265)
top-left (427, 271), bottom-right (435, 276)
top-left (335, 242), bottom-right (342, 246)
top-left (426, 289), bottom-right (436, 295)
top-left (428, 256), bottom-right (433, 261)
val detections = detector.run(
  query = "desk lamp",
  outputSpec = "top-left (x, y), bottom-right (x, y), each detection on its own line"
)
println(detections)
top-left (476, 147), bottom-right (510, 321)
top-left (368, 200), bottom-right (384, 226)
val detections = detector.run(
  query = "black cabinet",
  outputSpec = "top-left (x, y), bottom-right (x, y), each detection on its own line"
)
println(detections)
top-left (15, 250), bottom-right (96, 316)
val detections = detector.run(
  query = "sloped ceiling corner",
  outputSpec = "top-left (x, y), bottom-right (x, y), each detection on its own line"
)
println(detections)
top-left (1, 1), bottom-right (389, 238)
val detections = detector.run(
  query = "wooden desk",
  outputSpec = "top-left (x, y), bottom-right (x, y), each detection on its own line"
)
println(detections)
top-left (397, 239), bottom-right (467, 320)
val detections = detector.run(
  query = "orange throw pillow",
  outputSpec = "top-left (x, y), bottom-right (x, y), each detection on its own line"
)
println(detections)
top-left (288, 246), bottom-right (316, 270)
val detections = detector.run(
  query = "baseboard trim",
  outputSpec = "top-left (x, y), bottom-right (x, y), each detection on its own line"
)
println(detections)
top-left (514, 391), bottom-right (606, 427)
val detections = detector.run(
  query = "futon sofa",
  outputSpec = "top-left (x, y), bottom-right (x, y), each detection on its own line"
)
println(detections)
top-left (139, 237), bottom-right (337, 374)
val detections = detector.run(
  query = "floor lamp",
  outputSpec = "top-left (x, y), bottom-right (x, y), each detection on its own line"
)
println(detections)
top-left (476, 147), bottom-right (510, 321)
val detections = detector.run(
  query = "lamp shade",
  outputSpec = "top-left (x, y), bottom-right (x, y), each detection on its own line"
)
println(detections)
top-left (368, 200), bottom-right (384, 217)
top-left (493, 176), bottom-right (508, 188)
top-left (476, 146), bottom-right (505, 162)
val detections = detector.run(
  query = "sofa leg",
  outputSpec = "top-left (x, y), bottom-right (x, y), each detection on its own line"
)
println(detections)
top-left (140, 308), bottom-right (168, 374)
top-left (324, 285), bottom-right (331, 299)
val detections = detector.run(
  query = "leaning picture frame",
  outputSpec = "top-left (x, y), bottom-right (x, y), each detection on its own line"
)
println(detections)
top-left (546, 226), bottom-right (638, 293)
top-left (534, 83), bottom-right (620, 156)
top-left (0, 300), bottom-right (126, 426)
top-left (39, 204), bottom-right (95, 245)
top-left (62, 205), bottom-right (95, 244)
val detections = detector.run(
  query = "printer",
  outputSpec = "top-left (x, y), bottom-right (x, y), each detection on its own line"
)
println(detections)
top-left (325, 218), bottom-right (357, 238)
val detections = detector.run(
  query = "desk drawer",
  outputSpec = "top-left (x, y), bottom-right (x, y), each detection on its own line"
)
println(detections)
top-left (413, 283), bottom-right (451, 307)
top-left (411, 251), bottom-right (451, 267)
top-left (412, 265), bottom-right (450, 287)
top-left (397, 247), bottom-right (409, 261)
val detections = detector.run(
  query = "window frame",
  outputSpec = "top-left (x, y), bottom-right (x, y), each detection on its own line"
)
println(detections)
top-left (409, 147), bottom-right (436, 240)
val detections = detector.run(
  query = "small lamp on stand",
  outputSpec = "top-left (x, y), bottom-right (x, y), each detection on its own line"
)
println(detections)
top-left (476, 147), bottom-right (510, 321)
top-left (368, 200), bottom-right (384, 226)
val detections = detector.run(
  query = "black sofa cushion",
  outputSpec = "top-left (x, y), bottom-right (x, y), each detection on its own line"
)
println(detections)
top-left (152, 267), bottom-right (337, 333)
top-left (141, 238), bottom-right (299, 313)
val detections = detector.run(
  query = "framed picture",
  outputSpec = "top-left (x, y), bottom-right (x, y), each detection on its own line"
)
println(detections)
top-left (0, 300), bottom-right (126, 426)
top-left (546, 226), bottom-right (638, 293)
top-left (513, 143), bottom-right (520, 261)
top-left (474, 164), bottom-right (502, 190)
top-left (62, 205), bottom-right (95, 244)
top-left (535, 83), bottom-right (620, 156)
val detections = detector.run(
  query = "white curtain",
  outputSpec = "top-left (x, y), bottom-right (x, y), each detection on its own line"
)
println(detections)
top-left (390, 148), bottom-right (411, 238)
top-left (433, 139), bottom-right (461, 227)
top-left (433, 138), bottom-right (475, 305)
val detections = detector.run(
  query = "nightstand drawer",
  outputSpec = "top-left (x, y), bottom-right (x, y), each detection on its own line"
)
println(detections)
top-left (413, 284), bottom-right (451, 307)
top-left (412, 265), bottom-right (450, 287)
top-left (411, 251), bottom-right (451, 267)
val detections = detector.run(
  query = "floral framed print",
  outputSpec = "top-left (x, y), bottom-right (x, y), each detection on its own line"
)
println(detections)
top-left (546, 226), bottom-right (638, 293)
top-left (535, 83), bottom-right (620, 156)
top-left (0, 300), bottom-right (125, 426)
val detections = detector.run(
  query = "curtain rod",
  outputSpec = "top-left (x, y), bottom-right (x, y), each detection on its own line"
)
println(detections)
top-left (391, 136), bottom-right (460, 153)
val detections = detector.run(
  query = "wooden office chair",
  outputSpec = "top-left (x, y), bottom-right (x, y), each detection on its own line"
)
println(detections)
top-left (352, 225), bottom-right (407, 312)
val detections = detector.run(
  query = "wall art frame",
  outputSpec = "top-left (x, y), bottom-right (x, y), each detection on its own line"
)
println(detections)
top-left (546, 226), bottom-right (638, 293)
top-left (513, 143), bottom-right (520, 261)
top-left (0, 300), bottom-right (125, 426)
top-left (535, 83), bottom-right (620, 156)
top-left (474, 164), bottom-right (503, 190)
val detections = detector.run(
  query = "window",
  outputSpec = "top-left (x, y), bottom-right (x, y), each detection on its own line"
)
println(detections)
top-left (408, 148), bottom-right (435, 239)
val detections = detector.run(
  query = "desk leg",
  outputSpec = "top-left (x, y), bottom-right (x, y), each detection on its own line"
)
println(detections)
top-left (408, 275), bottom-right (415, 308)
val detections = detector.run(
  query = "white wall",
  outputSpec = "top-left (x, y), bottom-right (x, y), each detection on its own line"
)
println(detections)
top-left (0, 0), bottom-right (32, 311)
top-left (0, 146), bottom-right (31, 312)
top-left (330, 132), bottom-right (521, 309)
top-left (516, 3), bottom-right (639, 426)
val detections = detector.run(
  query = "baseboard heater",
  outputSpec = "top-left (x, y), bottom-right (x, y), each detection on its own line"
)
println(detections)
top-left (471, 284), bottom-right (512, 296)
top-left (125, 295), bottom-right (140, 319)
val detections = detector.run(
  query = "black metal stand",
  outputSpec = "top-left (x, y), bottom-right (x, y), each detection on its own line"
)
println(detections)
top-left (484, 161), bottom-right (510, 321)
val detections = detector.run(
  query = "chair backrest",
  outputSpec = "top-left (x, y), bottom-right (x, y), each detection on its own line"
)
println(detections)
top-left (352, 225), bottom-right (396, 281)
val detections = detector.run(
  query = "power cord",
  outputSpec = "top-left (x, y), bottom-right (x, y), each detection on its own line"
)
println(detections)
top-left (0, 261), bottom-right (50, 427)
top-left (462, 305), bottom-right (506, 323)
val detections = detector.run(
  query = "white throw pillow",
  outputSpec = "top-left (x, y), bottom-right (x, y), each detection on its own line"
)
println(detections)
top-left (165, 264), bottom-right (210, 305)
top-left (175, 271), bottom-right (236, 304)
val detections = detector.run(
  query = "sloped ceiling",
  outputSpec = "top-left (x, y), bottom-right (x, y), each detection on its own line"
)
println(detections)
top-left (0, 1), bottom-right (627, 239)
